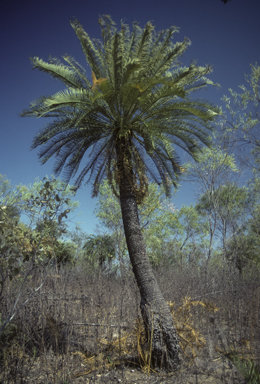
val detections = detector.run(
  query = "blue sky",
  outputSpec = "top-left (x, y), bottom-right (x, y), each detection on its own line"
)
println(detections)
top-left (1, 0), bottom-right (260, 234)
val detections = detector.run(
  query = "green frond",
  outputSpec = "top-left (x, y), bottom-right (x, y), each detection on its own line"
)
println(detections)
top-left (135, 21), bottom-right (155, 61)
top-left (30, 57), bottom-right (87, 88)
top-left (146, 36), bottom-right (190, 79)
top-left (42, 88), bottom-right (92, 110)
top-left (63, 55), bottom-right (90, 87)
top-left (122, 58), bottom-right (142, 84)
top-left (70, 19), bottom-right (105, 79)
top-left (98, 15), bottom-right (117, 47)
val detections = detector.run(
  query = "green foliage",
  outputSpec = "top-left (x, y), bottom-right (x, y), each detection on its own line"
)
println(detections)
top-left (95, 181), bottom-right (123, 231)
top-left (20, 175), bottom-right (78, 232)
top-left (67, 226), bottom-right (90, 259)
top-left (195, 183), bottom-right (249, 268)
top-left (222, 350), bottom-right (260, 384)
top-left (224, 177), bottom-right (260, 271)
top-left (0, 175), bottom-right (77, 279)
top-left (21, 15), bottom-right (218, 203)
top-left (226, 232), bottom-right (260, 272)
top-left (196, 183), bottom-right (248, 222)
top-left (166, 204), bottom-right (208, 267)
top-left (185, 145), bottom-right (238, 190)
top-left (0, 174), bottom-right (24, 219)
top-left (0, 205), bottom-right (23, 288)
top-left (12, 176), bottom-right (79, 268)
top-left (53, 240), bottom-right (77, 267)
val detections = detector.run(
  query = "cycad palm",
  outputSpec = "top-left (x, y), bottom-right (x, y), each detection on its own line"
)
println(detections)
top-left (21, 15), bottom-right (218, 370)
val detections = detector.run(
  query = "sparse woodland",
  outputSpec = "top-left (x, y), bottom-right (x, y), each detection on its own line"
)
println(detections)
top-left (1, 17), bottom-right (260, 383)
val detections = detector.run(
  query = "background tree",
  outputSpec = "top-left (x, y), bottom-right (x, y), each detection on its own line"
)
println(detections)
top-left (196, 183), bottom-right (248, 271)
top-left (225, 177), bottom-right (260, 272)
top-left (94, 180), bottom-right (129, 274)
top-left (20, 175), bottom-right (78, 232)
top-left (0, 174), bottom-right (24, 219)
top-left (67, 226), bottom-right (91, 262)
top-left (21, 15), bottom-right (218, 370)
top-left (0, 177), bottom-right (75, 339)
top-left (220, 64), bottom-right (260, 174)
top-left (165, 204), bottom-right (207, 268)
top-left (52, 240), bottom-right (77, 268)
top-left (208, 64), bottom-right (260, 273)
top-left (19, 176), bottom-right (79, 268)
top-left (83, 233), bottom-right (116, 273)
top-left (185, 146), bottom-right (239, 265)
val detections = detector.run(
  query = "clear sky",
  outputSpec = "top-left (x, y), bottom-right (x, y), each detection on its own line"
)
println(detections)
top-left (1, 0), bottom-right (260, 234)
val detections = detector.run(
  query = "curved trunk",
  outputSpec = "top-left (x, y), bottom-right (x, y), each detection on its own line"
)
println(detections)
top-left (118, 178), bottom-right (181, 371)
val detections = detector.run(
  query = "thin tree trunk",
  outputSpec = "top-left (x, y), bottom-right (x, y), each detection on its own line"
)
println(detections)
top-left (119, 182), bottom-right (181, 371)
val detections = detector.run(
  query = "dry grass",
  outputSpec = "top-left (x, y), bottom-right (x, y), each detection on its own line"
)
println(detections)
top-left (0, 264), bottom-right (260, 383)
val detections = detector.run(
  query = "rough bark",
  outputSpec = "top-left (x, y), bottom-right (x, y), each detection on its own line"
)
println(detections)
top-left (118, 179), bottom-right (181, 371)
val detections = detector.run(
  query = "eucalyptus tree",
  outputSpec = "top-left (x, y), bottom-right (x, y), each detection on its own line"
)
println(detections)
top-left (185, 146), bottom-right (238, 263)
top-left (21, 15), bottom-right (218, 370)
top-left (196, 183), bottom-right (248, 268)
top-left (220, 64), bottom-right (260, 173)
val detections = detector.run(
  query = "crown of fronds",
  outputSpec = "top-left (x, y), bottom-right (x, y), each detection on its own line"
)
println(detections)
top-left (21, 15), bottom-right (218, 202)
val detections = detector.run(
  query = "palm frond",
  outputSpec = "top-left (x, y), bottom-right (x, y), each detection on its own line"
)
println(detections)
top-left (70, 19), bottom-right (105, 79)
top-left (135, 21), bottom-right (155, 61)
top-left (30, 57), bottom-right (87, 88)
top-left (63, 55), bottom-right (90, 87)
top-left (43, 88), bottom-right (92, 110)
top-left (146, 35), bottom-right (190, 79)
